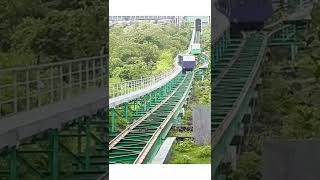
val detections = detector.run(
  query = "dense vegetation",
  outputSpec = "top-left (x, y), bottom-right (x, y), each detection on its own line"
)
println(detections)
top-left (0, 0), bottom-right (107, 68)
top-left (230, 4), bottom-right (320, 179)
top-left (109, 23), bottom-right (192, 84)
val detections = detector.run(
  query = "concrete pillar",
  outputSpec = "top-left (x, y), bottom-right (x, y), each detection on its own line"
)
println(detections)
top-left (192, 106), bottom-right (211, 145)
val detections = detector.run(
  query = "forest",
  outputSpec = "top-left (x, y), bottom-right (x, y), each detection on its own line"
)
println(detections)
top-left (0, 0), bottom-right (107, 117)
top-left (230, 4), bottom-right (320, 180)
top-left (109, 23), bottom-right (192, 84)
top-left (0, 0), bottom-right (107, 68)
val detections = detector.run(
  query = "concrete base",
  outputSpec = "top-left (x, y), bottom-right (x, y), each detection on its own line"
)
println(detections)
top-left (151, 137), bottom-right (176, 164)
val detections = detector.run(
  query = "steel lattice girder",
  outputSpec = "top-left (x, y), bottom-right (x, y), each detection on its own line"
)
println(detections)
top-left (108, 73), bottom-right (184, 133)
top-left (269, 22), bottom-right (308, 46)
top-left (0, 110), bottom-right (108, 180)
top-left (212, 33), bottom-right (265, 174)
top-left (109, 72), bottom-right (194, 164)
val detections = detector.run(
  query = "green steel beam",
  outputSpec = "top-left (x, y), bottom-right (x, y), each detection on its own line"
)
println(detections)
top-left (0, 109), bottom-right (108, 179)
top-left (9, 149), bottom-right (17, 180)
top-left (49, 129), bottom-right (59, 180)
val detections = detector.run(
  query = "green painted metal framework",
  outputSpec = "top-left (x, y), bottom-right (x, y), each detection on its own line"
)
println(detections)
top-left (212, 4), bottom-right (310, 178)
top-left (0, 112), bottom-right (108, 180)
top-left (269, 21), bottom-right (309, 60)
top-left (212, 33), bottom-right (264, 179)
top-left (109, 72), bottom-right (194, 164)
top-left (0, 56), bottom-right (108, 180)
top-left (196, 52), bottom-right (210, 80)
top-left (109, 74), bottom-right (185, 135)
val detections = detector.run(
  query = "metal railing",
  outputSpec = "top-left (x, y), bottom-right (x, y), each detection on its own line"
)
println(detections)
top-left (109, 64), bottom-right (180, 98)
top-left (0, 55), bottom-right (107, 118)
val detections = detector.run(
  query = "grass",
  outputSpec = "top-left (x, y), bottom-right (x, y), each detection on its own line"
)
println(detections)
top-left (169, 138), bottom-right (211, 164)
top-left (168, 131), bottom-right (192, 137)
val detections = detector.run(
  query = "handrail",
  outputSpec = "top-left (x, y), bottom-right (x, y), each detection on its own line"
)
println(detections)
top-left (0, 55), bottom-right (107, 72)
top-left (0, 55), bottom-right (107, 118)
top-left (109, 64), bottom-right (180, 98)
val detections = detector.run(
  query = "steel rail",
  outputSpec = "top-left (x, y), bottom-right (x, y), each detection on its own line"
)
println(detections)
top-left (212, 23), bottom-right (292, 148)
top-left (108, 73), bottom-right (193, 164)
top-left (134, 72), bottom-right (194, 164)
top-left (212, 32), bottom-right (266, 148)
top-left (213, 32), bottom-right (247, 86)
top-left (109, 74), bottom-right (187, 150)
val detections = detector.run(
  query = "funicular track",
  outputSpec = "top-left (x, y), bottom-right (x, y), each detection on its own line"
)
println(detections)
top-left (108, 20), bottom-right (209, 165)
top-left (211, 6), bottom-right (310, 174)
top-left (194, 31), bottom-right (201, 44)
top-left (212, 30), bottom-right (269, 175)
top-left (212, 32), bottom-right (264, 133)
top-left (109, 72), bottom-right (194, 164)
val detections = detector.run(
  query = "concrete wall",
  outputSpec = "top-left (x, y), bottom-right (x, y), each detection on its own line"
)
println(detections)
top-left (192, 106), bottom-right (211, 145)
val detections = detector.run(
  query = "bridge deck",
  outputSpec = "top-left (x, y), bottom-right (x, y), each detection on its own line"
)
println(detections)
top-left (0, 87), bottom-right (107, 150)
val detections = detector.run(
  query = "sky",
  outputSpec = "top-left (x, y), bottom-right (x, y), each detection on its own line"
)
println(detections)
top-left (109, 0), bottom-right (211, 16)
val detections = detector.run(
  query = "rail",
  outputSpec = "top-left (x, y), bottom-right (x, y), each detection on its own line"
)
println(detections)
top-left (134, 72), bottom-right (194, 164)
top-left (109, 64), bottom-right (180, 98)
top-left (109, 72), bottom-right (194, 164)
top-left (0, 55), bottom-right (107, 119)
top-left (212, 22), bottom-right (293, 158)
